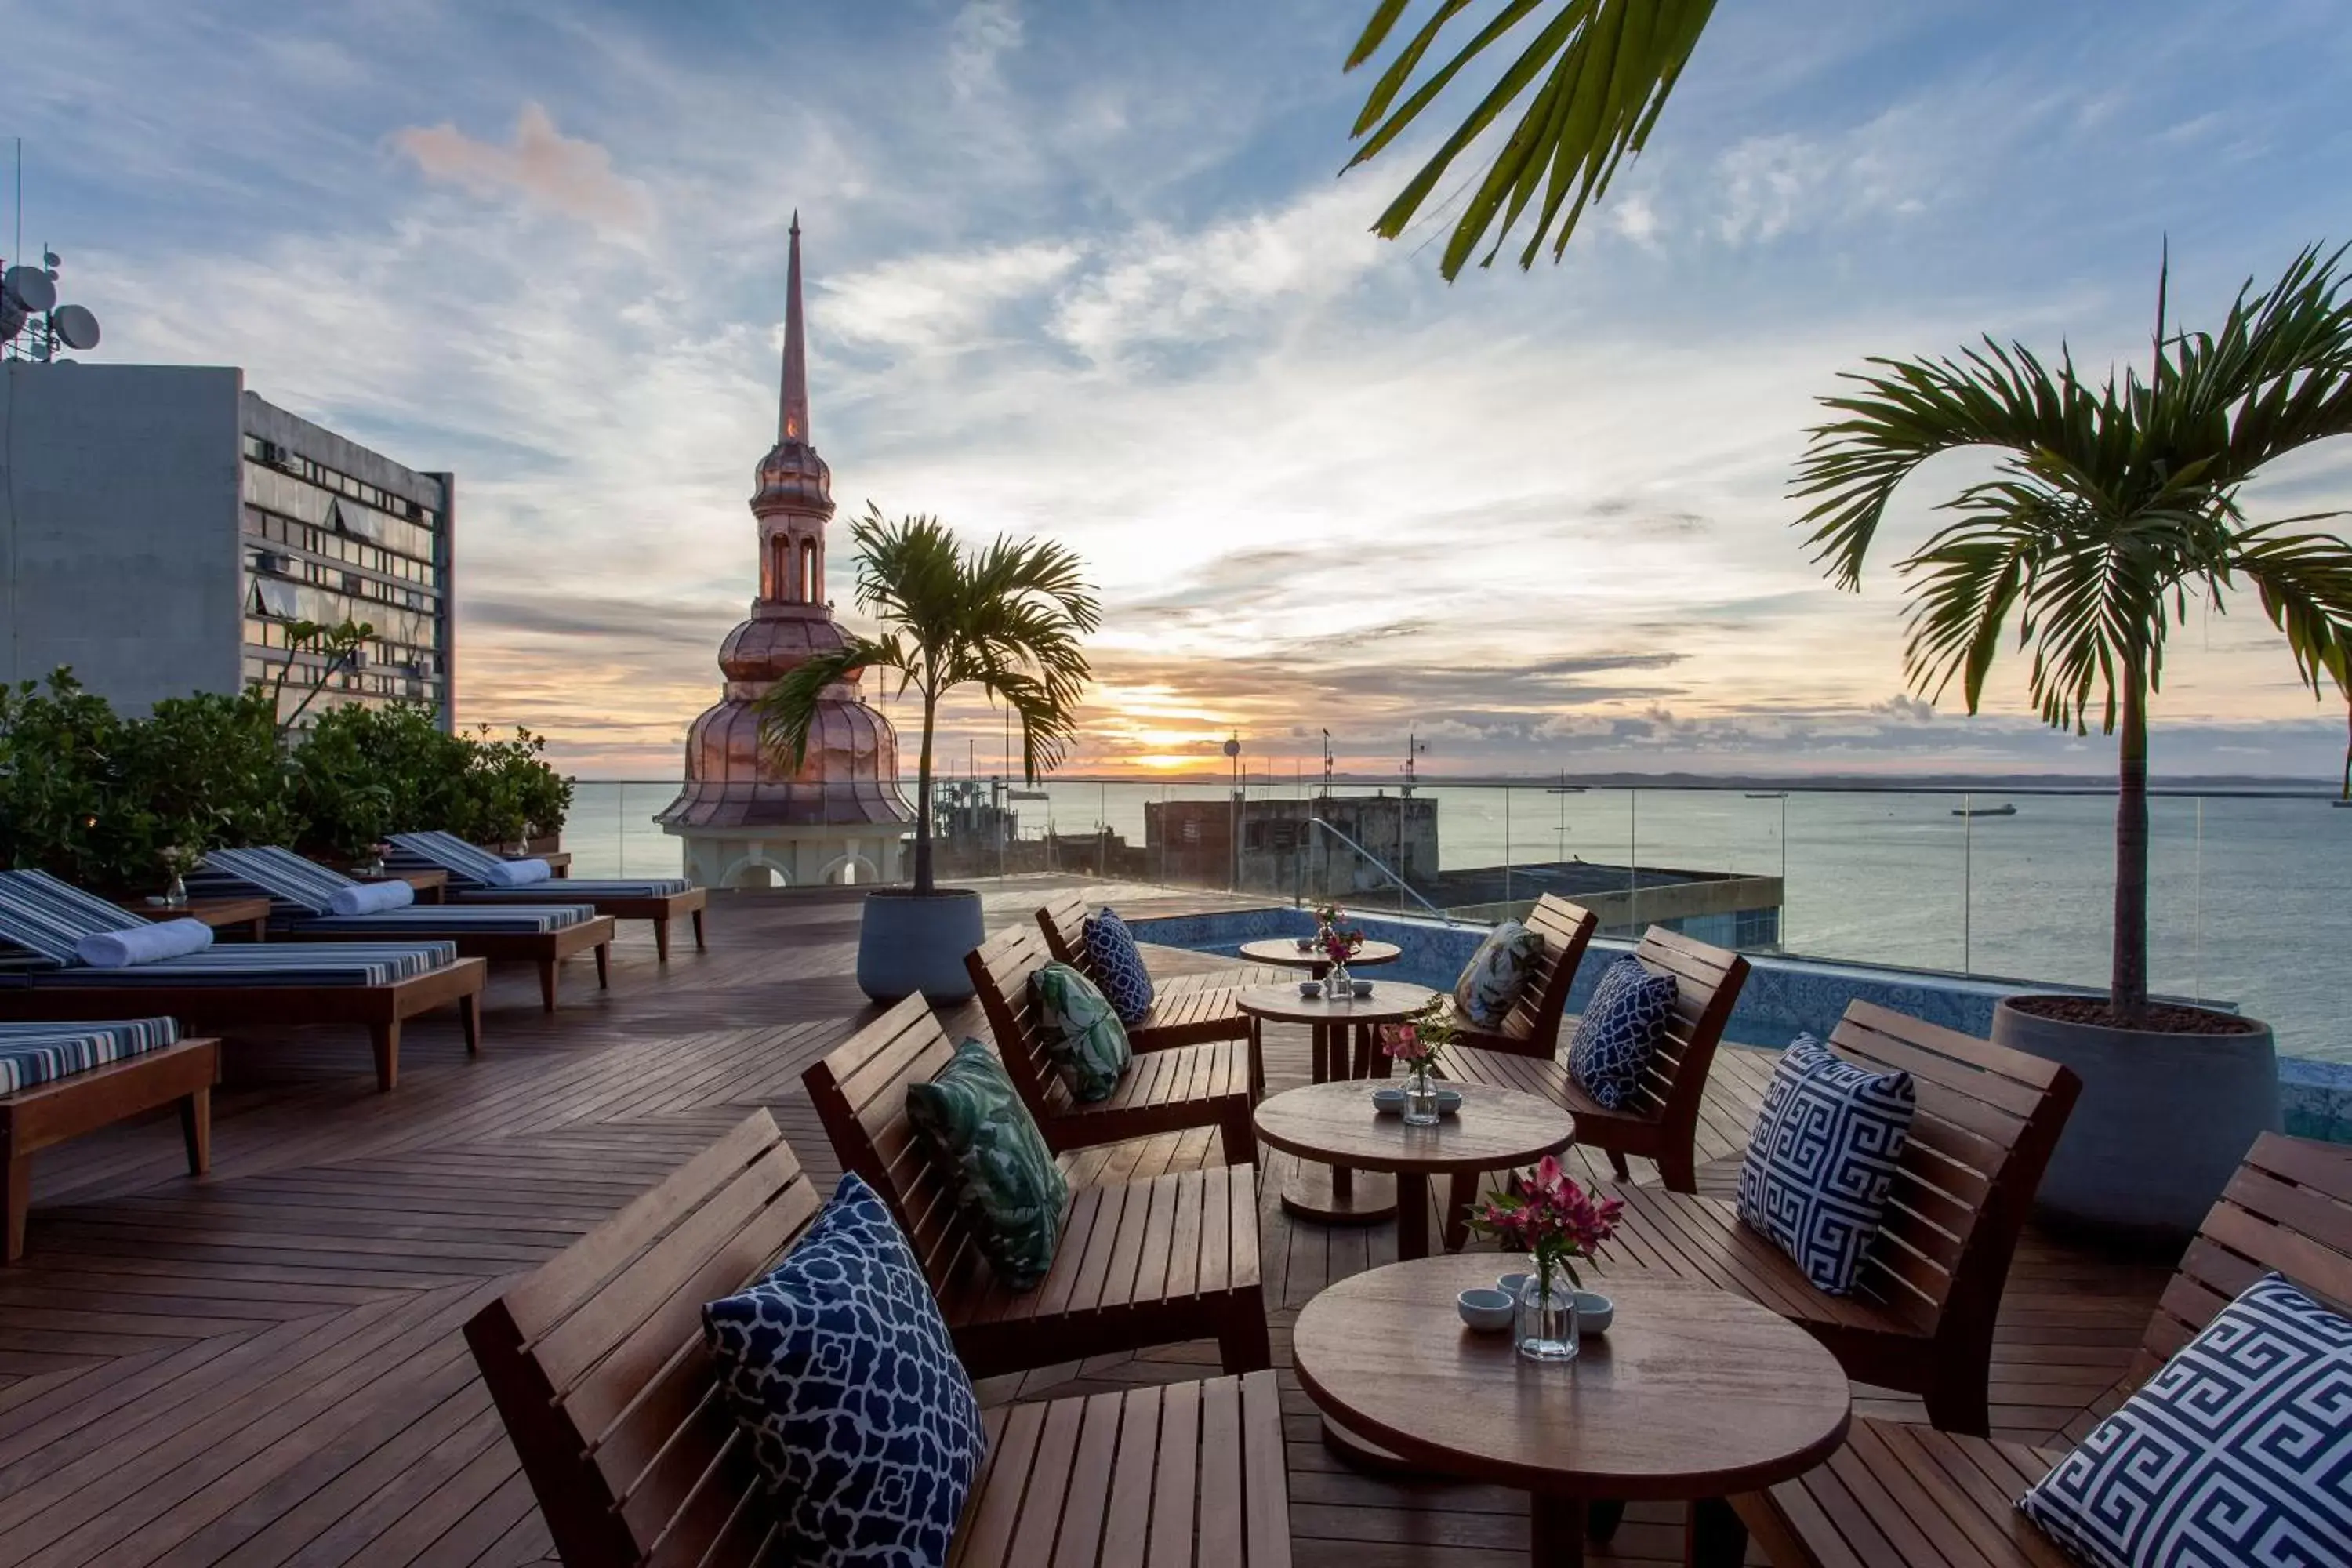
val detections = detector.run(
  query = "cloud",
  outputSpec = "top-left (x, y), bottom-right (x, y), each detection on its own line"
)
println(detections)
top-left (392, 103), bottom-right (652, 233)
top-left (948, 1), bottom-right (1024, 99)
top-left (821, 240), bottom-right (1081, 350)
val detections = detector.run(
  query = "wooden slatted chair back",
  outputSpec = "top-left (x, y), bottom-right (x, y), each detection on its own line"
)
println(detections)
top-left (1468, 895), bottom-right (1599, 1054)
top-left (1610, 927), bottom-right (1751, 1135)
top-left (1828, 1001), bottom-right (2082, 1339)
top-left (2132, 1132), bottom-right (2352, 1386)
top-left (1036, 891), bottom-right (1091, 967)
top-left (800, 994), bottom-right (992, 1297)
top-left (463, 1109), bottom-right (820, 1568)
top-left (965, 921), bottom-right (1068, 1114)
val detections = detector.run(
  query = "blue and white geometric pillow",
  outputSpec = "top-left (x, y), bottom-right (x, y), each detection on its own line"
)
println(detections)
top-left (1083, 908), bottom-right (1156, 1027)
top-left (1564, 956), bottom-right (1679, 1111)
top-left (702, 1173), bottom-right (984, 1566)
top-left (2019, 1272), bottom-right (2352, 1568)
top-left (1734, 1035), bottom-right (1915, 1295)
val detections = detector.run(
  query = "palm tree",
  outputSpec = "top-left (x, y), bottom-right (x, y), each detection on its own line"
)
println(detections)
top-left (757, 506), bottom-right (1099, 896)
top-left (1793, 245), bottom-right (2352, 1022)
top-left (1341, 1), bottom-right (1718, 279)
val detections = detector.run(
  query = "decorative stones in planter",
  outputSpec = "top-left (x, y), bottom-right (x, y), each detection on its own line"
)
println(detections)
top-left (1992, 994), bottom-right (2278, 1245)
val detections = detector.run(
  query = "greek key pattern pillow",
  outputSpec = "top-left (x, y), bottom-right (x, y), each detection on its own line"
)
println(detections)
top-left (2020, 1272), bottom-right (2352, 1568)
top-left (907, 1040), bottom-right (1070, 1290)
top-left (1083, 908), bottom-right (1156, 1027)
top-left (1452, 920), bottom-right (1546, 1029)
top-left (1564, 956), bottom-right (1679, 1111)
top-left (1735, 1035), bottom-right (1915, 1295)
top-left (1029, 961), bottom-right (1132, 1102)
top-left (702, 1173), bottom-right (984, 1566)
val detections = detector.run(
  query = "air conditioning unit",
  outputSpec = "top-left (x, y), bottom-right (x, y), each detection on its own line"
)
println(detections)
top-left (259, 440), bottom-right (295, 470)
top-left (252, 550), bottom-right (292, 575)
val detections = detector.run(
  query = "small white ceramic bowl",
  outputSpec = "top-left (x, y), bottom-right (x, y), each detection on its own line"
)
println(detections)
top-left (1294, 937), bottom-right (1316, 951)
top-left (1297, 980), bottom-right (1323, 999)
top-left (1348, 978), bottom-right (1375, 997)
top-left (1456, 1287), bottom-right (1514, 1332)
top-left (1370, 1086), bottom-right (1406, 1113)
top-left (1494, 1276), bottom-right (1612, 1334)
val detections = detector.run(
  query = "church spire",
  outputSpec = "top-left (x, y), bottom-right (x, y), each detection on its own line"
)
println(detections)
top-left (779, 212), bottom-right (810, 444)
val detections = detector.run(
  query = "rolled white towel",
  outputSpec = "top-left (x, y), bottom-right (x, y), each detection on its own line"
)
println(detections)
top-left (488, 857), bottom-right (553, 887)
top-left (74, 917), bottom-right (215, 969)
top-left (326, 879), bottom-right (416, 916)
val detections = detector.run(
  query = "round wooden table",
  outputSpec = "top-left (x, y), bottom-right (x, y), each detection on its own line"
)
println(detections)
top-left (1291, 1258), bottom-right (1853, 1567)
top-left (1252, 1081), bottom-right (1573, 1258)
top-left (1236, 936), bottom-right (1404, 981)
top-left (1236, 982), bottom-right (1438, 1224)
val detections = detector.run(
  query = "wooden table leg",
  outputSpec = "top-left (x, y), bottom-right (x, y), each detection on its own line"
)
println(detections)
top-left (1684, 1497), bottom-right (1748, 1568)
top-left (1396, 1171), bottom-right (1432, 1260)
top-left (1585, 1500), bottom-right (1625, 1542)
top-left (1530, 1494), bottom-right (1587, 1567)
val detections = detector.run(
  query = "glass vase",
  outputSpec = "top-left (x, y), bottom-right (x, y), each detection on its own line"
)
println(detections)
top-left (1515, 1266), bottom-right (1580, 1363)
top-left (1326, 959), bottom-right (1352, 993)
top-left (1403, 1065), bottom-right (1440, 1126)
top-left (163, 875), bottom-right (189, 909)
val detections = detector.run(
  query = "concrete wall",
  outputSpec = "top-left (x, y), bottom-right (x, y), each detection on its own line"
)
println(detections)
top-left (0, 363), bottom-right (244, 710)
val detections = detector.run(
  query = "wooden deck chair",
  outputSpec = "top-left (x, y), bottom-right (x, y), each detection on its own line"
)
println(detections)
top-left (967, 922), bottom-right (1258, 1163)
top-left (1732, 1131), bottom-right (2351, 1568)
top-left (1602, 1000), bottom-right (2081, 1436)
top-left (803, 995), bottom-right (1272, 1378)
top-left (465, 1107), bottom-right (1290, 1568)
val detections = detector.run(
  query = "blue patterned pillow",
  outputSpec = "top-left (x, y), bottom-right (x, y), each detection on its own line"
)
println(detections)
top-left (2020, 1272), bottom-right (2352, 1568)
top-left (1083, 908), bottom-right (1156, 1027)
top-left (1565, 956), bottom-right (1679, 1111)
top-left (1734, 1035), bottom-right (1915, 1295)
top-left (1453, 920), bottom-right (1545, 1029)
top-left (702, 1173), bottom-right (984, 1566)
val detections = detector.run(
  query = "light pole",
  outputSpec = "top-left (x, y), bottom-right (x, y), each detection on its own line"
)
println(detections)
top-left (1224, 734), bottom-right (1241, 892)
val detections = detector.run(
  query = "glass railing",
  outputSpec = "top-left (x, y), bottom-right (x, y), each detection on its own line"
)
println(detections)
top-left (565, 779), bottom-right (2349, 1062)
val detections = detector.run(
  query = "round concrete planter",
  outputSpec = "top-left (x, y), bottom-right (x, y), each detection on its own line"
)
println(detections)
top-left (855, 887), bottom-right (985, 1004)
top-left (1991, 995), bottom-right (2278, 1244)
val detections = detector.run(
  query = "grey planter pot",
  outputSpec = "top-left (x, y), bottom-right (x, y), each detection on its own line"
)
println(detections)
top-left (855, 887), bottom-right (985, 1004)
top-left (1991, 995), bottom-right (2278, 1245)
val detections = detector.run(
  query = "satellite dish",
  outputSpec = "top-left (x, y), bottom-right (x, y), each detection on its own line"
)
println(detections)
top-left (0, 301), bottom-right (22, 342)
top-left (5, 265), bottom-right (56, 313)
top-left (50, 304), bottom-right (100, 351)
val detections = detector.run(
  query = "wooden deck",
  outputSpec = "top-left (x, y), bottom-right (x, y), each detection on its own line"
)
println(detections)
top-left (0, 880), bottom-right (2170, 1567)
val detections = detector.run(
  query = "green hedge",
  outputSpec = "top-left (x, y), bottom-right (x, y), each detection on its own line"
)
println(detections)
top-left (0, 671), bottom-right (572, 898)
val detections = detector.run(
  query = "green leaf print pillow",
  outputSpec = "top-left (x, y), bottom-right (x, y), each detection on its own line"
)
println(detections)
top-left (1029, 961), bottom-right (1133, 1102)
top-left (906, 1040), bottom-right (1071, 1290)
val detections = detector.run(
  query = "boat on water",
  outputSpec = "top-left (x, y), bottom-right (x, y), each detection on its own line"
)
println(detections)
top-left (1952, 803), bottom-right (2018, 818)
top-left (1745, 791), bottom-right (1787, 800)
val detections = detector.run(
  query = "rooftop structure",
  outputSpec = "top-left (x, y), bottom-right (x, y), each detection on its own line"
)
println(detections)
top-left (656, 218), bottom-right (913, 887)
top-left (0, 362), bottom-right (455, 725)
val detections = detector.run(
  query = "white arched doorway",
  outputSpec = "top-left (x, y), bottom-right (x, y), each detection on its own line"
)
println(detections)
top-left (817, 851), bottom-right (881, 886)
top-left (720, 852), bottom-right (794, 890)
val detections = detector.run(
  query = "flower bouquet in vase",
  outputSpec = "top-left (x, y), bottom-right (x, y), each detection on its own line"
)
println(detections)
top-left (1468, 1156), bottom-right (1623, 1362)
top-left (1318, 923), bottom-right (1364, 992)
top-left (1380, 997), bottom-right (1457, 1124)
top-left (158, 844), bottom-right (201, 909)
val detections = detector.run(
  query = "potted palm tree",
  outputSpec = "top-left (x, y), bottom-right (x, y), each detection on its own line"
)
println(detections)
top-left (759, 506), bottom-right (1098, 1003)
top-left (1795, 245), bottom-right (2352, 1240)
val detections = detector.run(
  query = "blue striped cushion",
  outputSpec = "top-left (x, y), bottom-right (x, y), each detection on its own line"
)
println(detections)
top-left (0, 869), bottom-right (150, 963)
top-left (190, 846), bottom-right (353, 916)
top-left (194, 847), bottom-right (594, 933)
top-left (452, 878), bottom-right (695, 899)
top-left (292, 906), bottom-right (596, 935)
top-left (0, 1018), bottom-right (180, 1094)
top-left (387, 831), bottom-right (523, 886)
top-left (24, 942), bottom-right (456, 986)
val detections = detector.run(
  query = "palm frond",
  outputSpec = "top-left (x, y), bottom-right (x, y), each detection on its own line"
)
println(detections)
top-left (2227, 522), bottom-right (2352, 696)
top-left (754, 636), bottom-right (902, 770)
top-left (1342, 1), bottom-right (1716, 280)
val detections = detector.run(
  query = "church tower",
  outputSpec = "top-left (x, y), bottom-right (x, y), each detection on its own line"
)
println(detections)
top-left (658, 218), bottom-right (914, 887)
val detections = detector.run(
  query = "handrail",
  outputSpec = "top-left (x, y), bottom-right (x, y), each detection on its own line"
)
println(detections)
top-left (1298, 816), bottom-right (1459, 924)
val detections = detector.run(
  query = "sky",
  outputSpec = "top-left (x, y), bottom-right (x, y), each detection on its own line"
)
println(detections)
top-left (10, 0), bottom-right (2352, 781)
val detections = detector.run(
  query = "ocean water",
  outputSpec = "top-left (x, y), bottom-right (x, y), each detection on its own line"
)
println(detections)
top-left (569, 780), bottom-right (2351, 1062)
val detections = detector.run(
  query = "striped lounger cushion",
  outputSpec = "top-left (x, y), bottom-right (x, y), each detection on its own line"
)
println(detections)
top-left (0, 1018), bottom-right (181, 1094)
top-left (192, 848), bottom-right (598, 933)
top-left (388, 832), bottom-right (693, 898)
top-left (0, 869), bottom-right (455, 986)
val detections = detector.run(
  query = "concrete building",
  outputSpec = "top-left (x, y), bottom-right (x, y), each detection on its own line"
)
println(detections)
top-left (657, 219), bottom-right (915, 887)
top-left (0, 361), bottom-right (455, 724)
top-left (1145, 794), bottom-right (1441, 898)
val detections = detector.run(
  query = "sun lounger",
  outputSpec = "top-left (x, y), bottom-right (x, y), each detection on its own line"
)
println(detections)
top-left (0, 869), bottom-right (484, 1092)
top-left (387, 830), bottom-right (707, 960)
top-left (2, 1017), bottom-right (217, 1261)
top-left (193, 846), bottom-right (614, 1012)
